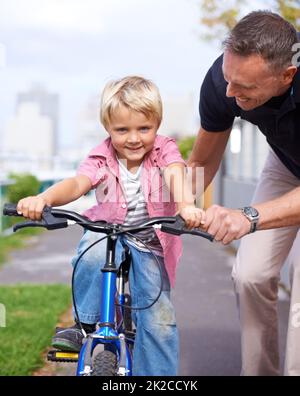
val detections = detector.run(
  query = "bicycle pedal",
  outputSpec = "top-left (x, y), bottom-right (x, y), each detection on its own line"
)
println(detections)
top-left (47, 350), bottom-right (79, 363)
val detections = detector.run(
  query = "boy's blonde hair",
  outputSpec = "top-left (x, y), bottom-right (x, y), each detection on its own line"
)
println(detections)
top-left (100, 76), bottom-right (163, 129)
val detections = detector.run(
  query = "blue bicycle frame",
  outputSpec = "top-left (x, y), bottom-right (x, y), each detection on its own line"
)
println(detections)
top-left (76, 231), bottom-right (133, 376)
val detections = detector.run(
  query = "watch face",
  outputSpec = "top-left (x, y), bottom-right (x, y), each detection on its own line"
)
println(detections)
top-left (244, 206), bottom-right (259, 218)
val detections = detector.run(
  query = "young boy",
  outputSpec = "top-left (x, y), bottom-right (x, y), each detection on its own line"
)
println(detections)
top-left (17, 76), bottom-right (204, 375)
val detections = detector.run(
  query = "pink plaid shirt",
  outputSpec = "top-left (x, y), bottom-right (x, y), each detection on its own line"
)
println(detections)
top-left (77, 135), bottom-right (185, 287)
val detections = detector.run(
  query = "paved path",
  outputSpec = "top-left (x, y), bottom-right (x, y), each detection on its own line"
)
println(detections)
top-left (0, 226), bottom-right (290, 376)
top-left (175, 235), bottom-right (289, 376)
top-left (0, 227), bottom-right (81, 284)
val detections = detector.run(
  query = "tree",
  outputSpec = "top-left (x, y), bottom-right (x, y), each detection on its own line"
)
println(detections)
top-left (277, 0), bottom-right (300, 28)
top-left (199, 0), bottom-right (243, 41)
top-left (178, 136), bottom-right (196, 160)
top-left (6, 173), bottom-right (41, 204)
top-left (199, 0), bottom-right (300, 42)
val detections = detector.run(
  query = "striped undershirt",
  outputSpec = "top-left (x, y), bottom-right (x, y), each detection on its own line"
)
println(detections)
top-left (118, 159), bottom-right (163, 256)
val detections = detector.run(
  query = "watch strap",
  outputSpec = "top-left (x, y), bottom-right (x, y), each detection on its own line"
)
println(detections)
top-left (250, 221), bottom-right (257, 233)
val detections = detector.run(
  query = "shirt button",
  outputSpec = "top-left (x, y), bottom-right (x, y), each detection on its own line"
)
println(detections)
top-left (121, 203), bottom-right (127, 209)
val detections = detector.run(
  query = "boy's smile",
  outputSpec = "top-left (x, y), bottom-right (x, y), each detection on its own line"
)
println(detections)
top-left (107, 106), bottom-right (159, 172)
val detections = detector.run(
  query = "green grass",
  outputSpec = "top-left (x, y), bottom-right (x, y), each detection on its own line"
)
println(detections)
top-left (0, 284), bottom-right (71, 376)
top-left (0, 227), bottom-right (43, 268)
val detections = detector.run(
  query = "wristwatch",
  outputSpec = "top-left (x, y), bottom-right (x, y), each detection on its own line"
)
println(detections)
top-left (240, 206), bottom-right (260, 233)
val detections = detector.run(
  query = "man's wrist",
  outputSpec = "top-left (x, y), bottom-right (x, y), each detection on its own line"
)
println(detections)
top-left (239, 206), bottom-right (260, 233)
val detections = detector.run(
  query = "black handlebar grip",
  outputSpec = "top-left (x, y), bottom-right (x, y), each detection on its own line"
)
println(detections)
top-left (189, 229), bottom-right (214, 242)
top-left (3, 203), bottom-right (22, 217)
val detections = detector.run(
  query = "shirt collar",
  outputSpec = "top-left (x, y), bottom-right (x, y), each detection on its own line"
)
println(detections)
top-left (88, 137), bottom-right (115, 159)
top-left (88, 138), bottom-right (119, 176)
top-left (270, 67), bottom-right (300, 116)
top-left (291, 66), bottom-right (300, 103)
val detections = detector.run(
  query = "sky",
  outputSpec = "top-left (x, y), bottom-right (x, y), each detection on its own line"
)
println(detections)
top-left (0, 0), bottom-right (268, 148)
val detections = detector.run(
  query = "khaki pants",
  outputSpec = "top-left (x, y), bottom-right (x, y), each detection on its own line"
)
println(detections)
top-left (232, 149), bottom-right (300, 376)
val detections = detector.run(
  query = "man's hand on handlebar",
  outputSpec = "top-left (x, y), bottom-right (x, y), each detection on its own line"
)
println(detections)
top-left (200, 205), bottom-right (252, 244)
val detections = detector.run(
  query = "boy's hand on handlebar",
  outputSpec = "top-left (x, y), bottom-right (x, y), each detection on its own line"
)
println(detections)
top-left (178, 205), bottom-right (206, 230)
top-left (17, 196), bottom-right (48, 221)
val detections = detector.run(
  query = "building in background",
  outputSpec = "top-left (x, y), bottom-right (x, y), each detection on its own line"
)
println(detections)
top-left (16, 83), bottom-right (59, 155)
top-left (1, 84), bottom-right (64, 173)
top-left (76, 95), bottom-right (106, 154)
top-left (2, 102), bottom-right (54, 172)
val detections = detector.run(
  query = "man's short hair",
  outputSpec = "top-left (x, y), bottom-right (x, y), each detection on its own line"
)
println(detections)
top-left (100, 76), bottom-right (163, 129)
top-left (223, 10), bottom-right (298, 71)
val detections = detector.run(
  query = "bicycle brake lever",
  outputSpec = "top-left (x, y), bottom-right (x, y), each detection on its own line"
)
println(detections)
top-left (13, 220), bottom-right (48, 232)
top-left (42, 206), bottom-right (68, 230)
top-left (160, 215), bottom-right (186, 236)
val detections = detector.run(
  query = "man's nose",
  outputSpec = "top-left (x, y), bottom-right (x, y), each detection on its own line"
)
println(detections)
top-left (226, 82), bottom-right (240, 98)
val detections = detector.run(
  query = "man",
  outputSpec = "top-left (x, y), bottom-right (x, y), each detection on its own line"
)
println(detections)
top-left (188, 10), bottom-right (300, 375)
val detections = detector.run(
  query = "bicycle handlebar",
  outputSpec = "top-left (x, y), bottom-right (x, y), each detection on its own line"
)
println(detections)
top-left (3, 203), bottom-right (214, 242)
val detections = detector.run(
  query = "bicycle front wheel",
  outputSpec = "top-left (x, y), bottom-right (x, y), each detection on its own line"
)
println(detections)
top-left (92, 350), bottom-right (117, 376)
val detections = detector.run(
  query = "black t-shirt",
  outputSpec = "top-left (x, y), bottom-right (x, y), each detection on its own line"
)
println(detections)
top-left (199, 54), bottom-right (300, 179)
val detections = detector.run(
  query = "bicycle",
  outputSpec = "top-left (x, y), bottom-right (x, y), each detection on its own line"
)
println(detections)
top-left (3, 203), bottom-right (213, 376)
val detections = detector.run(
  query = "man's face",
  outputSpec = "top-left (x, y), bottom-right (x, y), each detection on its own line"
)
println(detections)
top-left (222, 50), bottom-right (291, 111)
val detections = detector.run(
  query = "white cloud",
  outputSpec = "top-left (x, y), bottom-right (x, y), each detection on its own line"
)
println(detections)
top-left (0, 0), bottom-right (212, 79)
top-left (0, 0), bottom-right (200, 36)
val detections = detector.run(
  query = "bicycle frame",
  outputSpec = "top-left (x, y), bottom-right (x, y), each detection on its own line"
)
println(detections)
top-left (76, 231), bottom-right (133, 376)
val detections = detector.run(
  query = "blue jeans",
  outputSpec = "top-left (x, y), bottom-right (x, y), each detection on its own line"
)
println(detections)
top-left (71, 230), bottom-right (178, 376)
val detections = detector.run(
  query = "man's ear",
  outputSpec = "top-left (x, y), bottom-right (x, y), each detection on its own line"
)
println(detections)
top-left (282, 65), bottom-right (297, 84)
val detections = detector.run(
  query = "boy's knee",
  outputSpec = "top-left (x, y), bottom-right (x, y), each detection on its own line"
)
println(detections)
top-left (141, 296), bottom-right (176, 330)
top-left (72, 251), bottom-right (102, 269)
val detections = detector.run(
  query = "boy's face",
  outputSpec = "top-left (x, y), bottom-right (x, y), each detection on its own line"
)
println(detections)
top-left (106, 106), bottom-right (159, 171)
